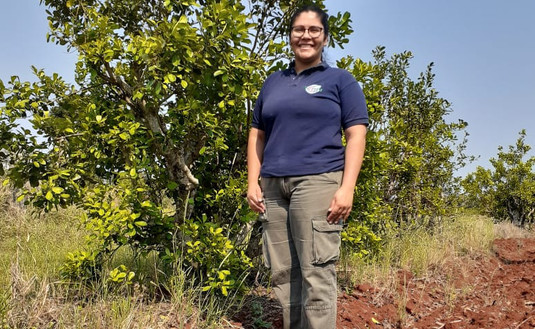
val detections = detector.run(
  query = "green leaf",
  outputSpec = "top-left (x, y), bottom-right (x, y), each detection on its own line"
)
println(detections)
top-left (45, 191), bottom-right (53, 201)
top-left (133, 91), bottom-right (143, 100)
top-left (164, 74), bottom-right (176, 83)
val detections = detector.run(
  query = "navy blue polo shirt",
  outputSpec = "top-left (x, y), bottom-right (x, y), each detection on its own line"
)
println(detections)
top-left (252, 62), bottom-right (368, 178)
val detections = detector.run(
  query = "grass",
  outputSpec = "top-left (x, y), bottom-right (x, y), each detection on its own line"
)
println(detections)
top-left (0, 217), bottom-right (232, 328)
top-left (340, 214), bottom-right (497, 288)
top-left (494, 220), bottom-right (535, 239)
top-left (0, 185), bottom-right (240, 328)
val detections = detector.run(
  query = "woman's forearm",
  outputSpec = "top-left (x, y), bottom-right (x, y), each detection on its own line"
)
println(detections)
top-left (247, 128), bottom-right (266, 213)
top-left (341, 124), bottom-right (367, 191)
top-left (326, 124), bottom-right (367, 223)
top-left (247, 128), bottom-right (265, 185)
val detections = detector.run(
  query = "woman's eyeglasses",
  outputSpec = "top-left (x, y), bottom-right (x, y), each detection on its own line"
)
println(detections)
top-left (291, 26), bottom-right (323, 38)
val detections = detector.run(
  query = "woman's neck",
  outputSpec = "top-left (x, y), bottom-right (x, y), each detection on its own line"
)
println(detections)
top-left (294, 58), bottom-right (322, 74)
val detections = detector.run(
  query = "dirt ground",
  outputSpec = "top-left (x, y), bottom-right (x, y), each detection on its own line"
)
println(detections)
top-left (232, 238), bottom-right (535, 329)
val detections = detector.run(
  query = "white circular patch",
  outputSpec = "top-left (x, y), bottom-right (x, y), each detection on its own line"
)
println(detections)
top-left (305, 84), bottom-right (323, 94)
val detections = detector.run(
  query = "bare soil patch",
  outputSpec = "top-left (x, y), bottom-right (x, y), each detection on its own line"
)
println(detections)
top-left (231, 238), bottom-right (535, 329)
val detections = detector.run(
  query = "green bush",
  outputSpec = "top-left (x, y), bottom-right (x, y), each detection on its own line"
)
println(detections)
top-left (462, 130), bottom-right (535, 226)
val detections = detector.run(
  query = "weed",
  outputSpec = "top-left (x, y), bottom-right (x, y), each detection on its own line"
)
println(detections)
top-left (0, 288), bottom-right (9, 329)
top-left (250, 300), bottom-right (272, 329)
top-left (339, 214), bottom-right (496, 298)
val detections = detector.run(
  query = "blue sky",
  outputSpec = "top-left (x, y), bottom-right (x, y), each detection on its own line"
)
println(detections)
top-left (1, 1), bottom-right (534, 176)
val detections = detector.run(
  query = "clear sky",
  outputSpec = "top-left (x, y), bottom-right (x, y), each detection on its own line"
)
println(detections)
top-left (1, 1), bottom-right (534, 177)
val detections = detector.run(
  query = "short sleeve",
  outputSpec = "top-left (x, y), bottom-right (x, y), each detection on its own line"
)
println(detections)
top-left (339, 72), bottom-right (368, 129)
top-left (251, 80), bottom-right (268, 131)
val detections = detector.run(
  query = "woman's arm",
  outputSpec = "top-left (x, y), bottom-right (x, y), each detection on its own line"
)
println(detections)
top-left (247, 127), bottom-right (266, 213)
top-left (326, 124), bottom-right (367, 224)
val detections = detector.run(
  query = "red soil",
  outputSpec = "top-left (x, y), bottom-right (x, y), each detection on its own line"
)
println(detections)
top-left (232, 238), bottom-right (535, 329)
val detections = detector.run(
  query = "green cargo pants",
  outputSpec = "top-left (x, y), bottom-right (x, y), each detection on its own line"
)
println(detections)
top-left (260, 171), bottom-right (343, 329)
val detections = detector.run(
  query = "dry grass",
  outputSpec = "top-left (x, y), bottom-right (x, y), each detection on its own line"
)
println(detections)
top-left (494, 220), bottom-right (535, 239)
top-left (4, 267), bottom-right (204, 329)
top-left (3, 258), bottom-right (240, 328)
top-left (339, 214), bottom-right (498, 302)
top-left (0, 184), bottom-right (239, 329)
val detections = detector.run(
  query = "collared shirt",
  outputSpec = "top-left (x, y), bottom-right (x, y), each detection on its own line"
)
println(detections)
top-left (252, 62), bottom-right (368, 177)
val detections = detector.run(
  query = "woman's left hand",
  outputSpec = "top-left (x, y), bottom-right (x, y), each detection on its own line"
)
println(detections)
top-left (326, 187), bottom-right (354, 224)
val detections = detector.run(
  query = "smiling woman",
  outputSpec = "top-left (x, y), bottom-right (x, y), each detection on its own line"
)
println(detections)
top-left (246, 5), bottom-right (369, 329)
top-left (289, 9), bottom-right (328, 74)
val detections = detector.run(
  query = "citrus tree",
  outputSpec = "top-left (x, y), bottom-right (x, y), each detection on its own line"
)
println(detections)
top-left (338, 47), bottom-right (472, 247)
top-left (462, 130), bottom-right (535, 226)
top-left (0, 0), bottom-right (353, 293)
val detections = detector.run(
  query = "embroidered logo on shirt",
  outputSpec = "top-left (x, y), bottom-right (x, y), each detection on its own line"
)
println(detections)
top-left (305, 84), bottom-right (323, 94)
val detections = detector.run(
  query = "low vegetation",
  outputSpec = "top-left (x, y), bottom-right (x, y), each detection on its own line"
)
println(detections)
top-left (0, 185), bottom-right (242, 329)
top-left (2, 182), bottom-right (529, 328)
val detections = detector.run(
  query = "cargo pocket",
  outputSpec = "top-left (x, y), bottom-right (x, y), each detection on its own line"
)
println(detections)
top-left (312, 218), bottom-right (343, 265)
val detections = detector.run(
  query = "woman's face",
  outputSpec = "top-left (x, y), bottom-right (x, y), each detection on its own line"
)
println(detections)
top-left (290, 11), bottom-right (328, 67)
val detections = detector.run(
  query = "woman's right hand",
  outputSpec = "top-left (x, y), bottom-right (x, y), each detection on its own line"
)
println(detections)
top-left (247, 183), bottom-right (265, 213)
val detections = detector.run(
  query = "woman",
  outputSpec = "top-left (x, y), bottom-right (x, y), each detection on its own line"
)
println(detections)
top-left (247, 5), bottom-right (368, 329)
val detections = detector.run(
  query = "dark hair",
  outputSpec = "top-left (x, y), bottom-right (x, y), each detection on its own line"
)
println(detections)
top-left (289, 5), bottom-right (329, 39)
